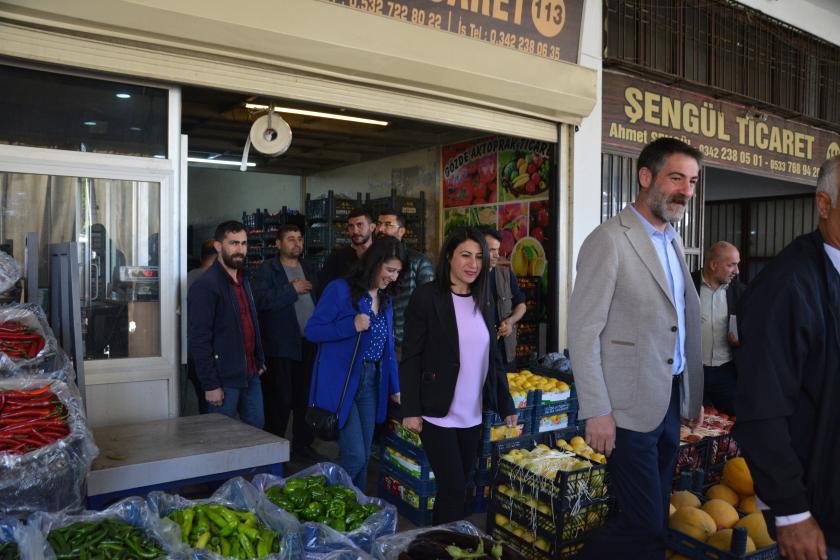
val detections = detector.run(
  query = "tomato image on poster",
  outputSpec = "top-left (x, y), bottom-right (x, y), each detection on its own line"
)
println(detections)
top-left (442, 140), bottom-right (498, 208)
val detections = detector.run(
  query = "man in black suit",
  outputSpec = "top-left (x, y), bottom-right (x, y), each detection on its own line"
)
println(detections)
top-left (691, 241), bottom-right (746, 415)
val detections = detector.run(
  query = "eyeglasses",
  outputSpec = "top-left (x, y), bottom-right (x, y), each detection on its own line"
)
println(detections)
top-left (376, 221), bottom-right (400, 229)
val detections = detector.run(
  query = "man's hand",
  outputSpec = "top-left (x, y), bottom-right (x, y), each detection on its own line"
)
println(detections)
top-left (504, 414), bottom-right (519, 428)
top-left (390, 392), bottom-right (401, 404)
top-left (777, 516), bottom-right (827, 560)
top-left (403, 416), bottom-right (423, 434)
top-left (354, 313), bottom-right (371, 332)
top-left (291, 278), bottom-right (312, 295)
top-left (586, 414), bottom-right (616, 456)
top-left (727, 331), bottom-right (741, 347)
top-left (497, 320), bottom-right (512, 338)
top-left (205, 388), bottom-right (224, 407)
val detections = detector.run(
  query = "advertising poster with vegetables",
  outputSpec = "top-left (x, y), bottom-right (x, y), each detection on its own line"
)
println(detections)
top-left (441, 136), bottom-right (553, 346)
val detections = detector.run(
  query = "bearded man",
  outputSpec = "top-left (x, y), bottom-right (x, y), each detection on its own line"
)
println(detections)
top-left (188, 220), bottom-right (266, 428)
top-left (568, 138), bottom-right (704, 558)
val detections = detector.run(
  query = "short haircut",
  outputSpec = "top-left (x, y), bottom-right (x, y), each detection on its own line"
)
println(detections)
top-left (377, 209), bottom-right (405, 229)
top-left (199, 239), bottom-right (217, 261)
top-left (347, 207), bottom-right (374, 223)
top-left (817, 155), bottom-right (840, 207)
top-left (277, 224), bottom-right (301, 241)
top-left (705, 241), bottom-right (737, 265)
top-left (637, 137), bottom-right (703, 182)
top-left (478, 226), bottom-right (502, 243)
top-left (214, 220), bottom-right (246, 242)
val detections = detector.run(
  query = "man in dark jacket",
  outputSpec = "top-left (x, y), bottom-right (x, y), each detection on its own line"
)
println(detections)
top-left (316, 207), bottom-right (374, 297)
top-left (252, 224), bottom-right (319, 457)
top-left (734, 155), bottom-right (840, 560)
top-left (691, 241), bottom-right (746, 415)
top-left (481, 227), bottom-right (527, 365)
top-left (375, 209), bottom-right (434, 356)
top-left (188, 221), bottom-right (265, 428)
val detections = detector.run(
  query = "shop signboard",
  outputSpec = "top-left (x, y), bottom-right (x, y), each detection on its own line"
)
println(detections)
top-left (321, 0), bottom-right (584, 63)
top-left (441, 136), bottom-right (552, 360)
top-left (603, 71), bottom-right (840, 185)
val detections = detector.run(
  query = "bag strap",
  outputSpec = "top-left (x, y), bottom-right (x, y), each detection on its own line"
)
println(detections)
top-left (311, 332), bottom-right (362, 410)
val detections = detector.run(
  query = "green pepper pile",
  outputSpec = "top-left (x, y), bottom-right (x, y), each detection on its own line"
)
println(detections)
top-left (167, 504), bottom-right (279, 559)
top-left (0, 541), bottom-right (18, 560)
top-left (264, 475), bottom-right (379, 532)
top-left (47, 519), bottom-right (164, 560)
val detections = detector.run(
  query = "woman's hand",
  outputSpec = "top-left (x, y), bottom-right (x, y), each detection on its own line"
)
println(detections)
top-left (390, 392), bottom-right (401, 404)
top-left (354, 313), bottom-right (371, 332)
top-left (504, 414), bottom-right (518, 428)
top-left (403, 416), bottom-right (423, 434)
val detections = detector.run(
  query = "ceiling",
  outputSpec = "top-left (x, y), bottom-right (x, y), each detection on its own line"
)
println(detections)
top-left (182, 86), bottom-right (479, 175)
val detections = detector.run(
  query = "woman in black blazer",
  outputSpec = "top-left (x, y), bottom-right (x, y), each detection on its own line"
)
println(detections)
top-left (400, 227), bottom-right (517, 523)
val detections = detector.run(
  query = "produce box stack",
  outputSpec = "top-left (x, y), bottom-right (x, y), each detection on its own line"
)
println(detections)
top-left (673, 406), bottom-right (738, 489)
top-left (668, 458), bottom-right (779, 559)
top-left (486, 431), bottom-right (612, 560)
top-left (378, 419), bottom-right (437, 526)
top-left (0, 302), bottom-right (98, 518)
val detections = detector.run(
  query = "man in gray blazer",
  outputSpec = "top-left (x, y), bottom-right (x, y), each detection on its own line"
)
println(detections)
top-left (568, 138), bottom-right (704, 558)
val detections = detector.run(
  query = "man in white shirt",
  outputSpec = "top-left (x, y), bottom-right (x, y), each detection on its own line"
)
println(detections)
top-left (734, 155), bottom-right (840, 560)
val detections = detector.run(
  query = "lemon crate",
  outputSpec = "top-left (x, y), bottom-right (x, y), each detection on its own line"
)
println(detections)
top-left (481, 409), bottom-right (533, 445)
top-left (380, 432), bottom-right (435, 493)
top-left (668, 527), bottom-right (779, 560)
top-left (531, 398), bottom-right (578, 434)
top-left (377, 463), bottom-right (435, 527)
top-left (487, 524), bottom-right (585, 560)
top-left (494, 435), bottom-right (610, 512)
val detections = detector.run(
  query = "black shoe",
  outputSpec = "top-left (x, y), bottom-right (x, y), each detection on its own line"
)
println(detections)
top-left (292, 445), bottom-right (321, 462)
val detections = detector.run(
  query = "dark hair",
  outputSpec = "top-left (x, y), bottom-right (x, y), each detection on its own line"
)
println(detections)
top-left (435, 227), bottom-right (489, 311)
top-left (377, 209), bottom-right (405, 229)
top-left (637, 137), bottom-right (703, 181)
top-left (214, 220), bottom-right (246, 242)
top-left (478, 226), bottom-right (502, 243)
top-left (199, 239), bottom-right (217, 261)
top-left (277, 224), bottom-right (301, 241)
top-left (347, 207), bottom-right (374, 224)
top-left (346, 236), bottom-right (407, 310)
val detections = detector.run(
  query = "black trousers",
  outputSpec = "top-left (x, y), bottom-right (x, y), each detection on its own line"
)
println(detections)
top-left (263, 343), bottom-right (315, 449)
top-left (703, 361), bottom-right (737, 416)
top-left (419, 421), bottom-right (482, 524)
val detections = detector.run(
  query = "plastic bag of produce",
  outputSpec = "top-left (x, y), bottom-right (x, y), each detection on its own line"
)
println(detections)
top-left (0, 379), bottom-right (98, 517)
top-left (30, 496), bottom-right (183, 560)
top-left (372, 521), bottom-right (526, 560)
top-left (0, 305), bottom-right (64, 378)
top-left (147, 476), bottom-right (302, 560)
top-left (0, 518), bottom-right (45, 560)
top-left (0, 253), bottom-right (20, 297)
top-left (304, 549), bottom-right (373, 560)
top-left (253, 462), bottom-right (396, 555)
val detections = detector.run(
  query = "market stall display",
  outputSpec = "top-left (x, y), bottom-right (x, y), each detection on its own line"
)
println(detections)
top-left (0, 378), bottom-right (98, 517)
top-left (373, 521), bottom-right (526, 560)
top-left (168, 504), bottom-right (280, 557)
top-left (674, 406), bottom-right (739, 488)
top-left (0, 518), bottom-right (42, 560)
top-left (0, 305), bottom-right (67, 380)
top-left (254, 463), bottom-right (395, 554)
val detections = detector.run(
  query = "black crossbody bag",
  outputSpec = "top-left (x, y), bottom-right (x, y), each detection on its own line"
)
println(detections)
top-left (305, 333), bottom-right (362, 441)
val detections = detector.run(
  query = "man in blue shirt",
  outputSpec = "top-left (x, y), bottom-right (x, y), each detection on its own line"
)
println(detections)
top-left (569, 138), bottom-right (704, 558)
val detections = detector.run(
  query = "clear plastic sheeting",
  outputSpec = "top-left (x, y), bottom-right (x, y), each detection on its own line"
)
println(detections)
top-left (371, 521), bottom-right (482, 560)
top-left (253, 463), bottom-right (397, 555)
top-left (0, 304), bottom-right (65, 378)
top-left (535, 352), bottom-right (571, 373)
top-left (0, 252), bottom-right (20, 296)
top-left (0, 518), bottom-right (45, 560)
top-left (0, 379), bottom-right (98, 517)
top-left (30, 497), bottom-right (183, 560)
top-left (147, 476), bottom-right (303, 560)
top-left (304, 549), bottom-right (374, 560)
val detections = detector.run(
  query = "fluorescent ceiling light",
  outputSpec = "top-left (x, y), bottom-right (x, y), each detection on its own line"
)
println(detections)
top-left (245, 104), bottom-right (388, 126)
top-left (130, 126), bottom-right (142, 132)
top-left (188, 157), bottom-right (255, 167)
top-left (116, 93), bottom-right (131, 99)
top-left (83, 121), bottom-right (96, 126)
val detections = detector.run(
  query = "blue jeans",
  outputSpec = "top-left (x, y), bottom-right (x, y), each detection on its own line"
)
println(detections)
top-left (339, 361), bottom-right (379, 489)
top-left (829, 547), bottom-right (840, 559)
top-left (206, 374), bottom-right (265, 429)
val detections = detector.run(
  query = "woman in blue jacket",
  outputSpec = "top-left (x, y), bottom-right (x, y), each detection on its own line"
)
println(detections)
top-left (304, 236), bottom-right (406, 488)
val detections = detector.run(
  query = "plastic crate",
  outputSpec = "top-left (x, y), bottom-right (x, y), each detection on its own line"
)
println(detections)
top-left (306, 194), bottom-right (358, 221)
top-left (380, 432), bottom-right (435, 493)
top-left (482, 409), bottom-right (531, 444)
top-left (487, 524), bottom-right (585, 560)
top-left (532, 399), bottom-right (578, 434)
top-left (305, 223), bottom-right (348, 249)
top-left (673, 439), bottom-right (710, 486)
top-left (470, 475), bottom-right (491, 514)
top-left (706, 433), bottom-right (740, 468)
top-left (668, 527), bottom-right (779, 559)
top-left (377, 466), bottom-right (435, 527)
top-left (385, 417), bottom-right (422, 448)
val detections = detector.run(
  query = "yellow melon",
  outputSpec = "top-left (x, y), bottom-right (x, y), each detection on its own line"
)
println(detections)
top-left (670, 490), bottom-right (701, 509)
top-left (739, 495), bottom-right (758, 513)
top-left (702, 499), bottom-right (740, 530)
top-left (669, 507), bottom-right (717, 541)
top-left (722, 458), bottom-right (754, 496)
top-left (706, 484), bottom-right (740, 507)
top-left (669, 503), bottom-right (676, 517)
top-left (706, 529), bottom-right (756, 552)
top-left (735, 513), bottom-right (775, 548)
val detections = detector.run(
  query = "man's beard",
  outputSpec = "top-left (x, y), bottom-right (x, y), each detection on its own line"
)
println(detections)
top-left (352, 231), bottom-right (371, 246)
top-left (649, 185), bottom-right (690, 223)
top-left (221, 250), bottom-right (246, 269)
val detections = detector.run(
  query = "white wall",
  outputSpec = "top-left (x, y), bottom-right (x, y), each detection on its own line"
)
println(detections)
top-left (307, 148), bottom-right (440, 252)
top-left (187, 165), bottom-right (301, 255)
top-left (736, 0), bottom-right (840, 46)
